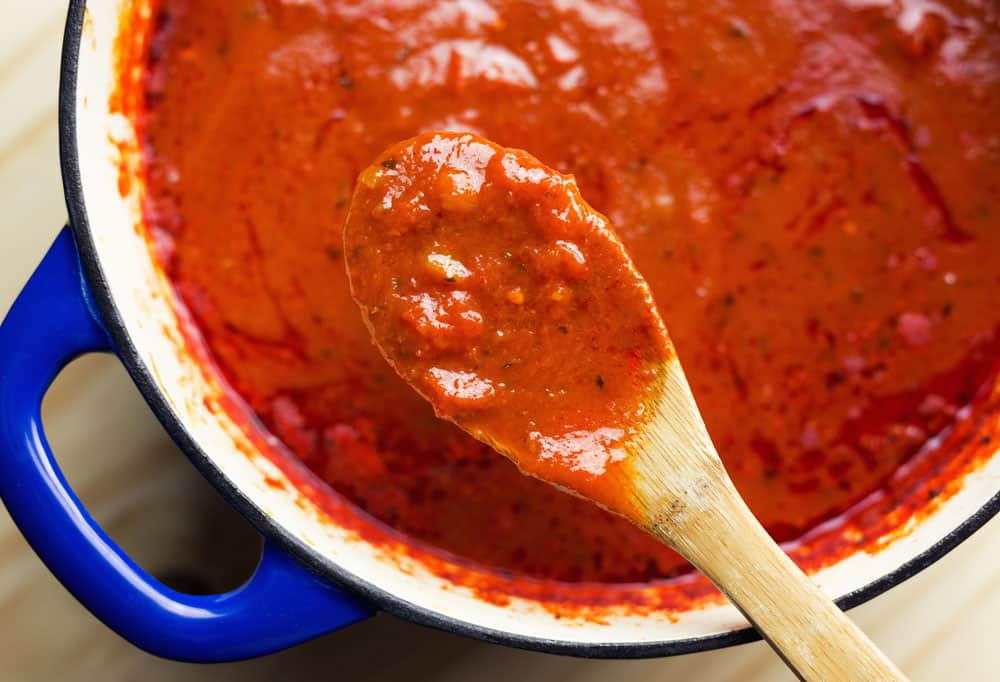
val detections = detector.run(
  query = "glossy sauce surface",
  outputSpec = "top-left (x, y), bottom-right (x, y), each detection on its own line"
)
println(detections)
top-left (140, 0), bottom-right (1000, 582)
top-left (344, 132), bottom-right (672, 513)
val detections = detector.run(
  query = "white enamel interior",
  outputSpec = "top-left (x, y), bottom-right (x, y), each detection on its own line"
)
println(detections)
top-left (69, 0), bottom-right (1000, 650)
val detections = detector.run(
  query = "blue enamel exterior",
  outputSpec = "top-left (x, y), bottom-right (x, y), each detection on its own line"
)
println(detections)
top-left (0, 228), bottom-right (372, 662)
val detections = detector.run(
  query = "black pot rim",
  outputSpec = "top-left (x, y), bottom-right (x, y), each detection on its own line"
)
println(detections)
top-left (56, 0), bottom-right (1000, 660)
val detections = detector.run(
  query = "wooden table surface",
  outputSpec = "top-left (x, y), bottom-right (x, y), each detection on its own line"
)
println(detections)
top-left (2, 2), bottom-right (999, 680)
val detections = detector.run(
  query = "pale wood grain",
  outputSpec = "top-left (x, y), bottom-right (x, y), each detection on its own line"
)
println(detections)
top-left (0, 11), bottom-right (64, 162)
top-left (0, 3), bottom-right (997, 681)
top-left (622, 359), bottom-right (905, 680)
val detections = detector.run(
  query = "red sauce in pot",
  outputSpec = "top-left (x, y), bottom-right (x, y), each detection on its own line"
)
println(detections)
top-left (136, 0), bottom-right (1000, 584)
top-left (344, 132), bottom-right (672, 514)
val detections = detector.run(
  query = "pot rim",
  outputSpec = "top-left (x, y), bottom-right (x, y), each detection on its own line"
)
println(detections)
top-left (56, 0), bottom-right (1000, 659)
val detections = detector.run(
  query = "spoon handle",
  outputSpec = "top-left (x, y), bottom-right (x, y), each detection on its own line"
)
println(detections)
top-left (651, 475), bottom-right (907, 681)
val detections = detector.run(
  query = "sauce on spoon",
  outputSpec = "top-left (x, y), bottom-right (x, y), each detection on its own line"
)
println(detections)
top-left (344, 132), bottom-right (672, 514)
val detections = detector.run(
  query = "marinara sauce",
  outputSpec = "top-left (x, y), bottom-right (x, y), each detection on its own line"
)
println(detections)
top-left (344, 132), bottom-right (672, 514)
top-left (139, 0), bottom-right (1000, 583)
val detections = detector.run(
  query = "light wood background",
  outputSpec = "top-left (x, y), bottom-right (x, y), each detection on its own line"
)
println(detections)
top-left (2, 2), bottom-right (999, 680)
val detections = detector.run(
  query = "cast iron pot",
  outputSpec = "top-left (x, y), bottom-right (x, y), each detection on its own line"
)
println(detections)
top-left (1, 0), bottom-right (999, 663)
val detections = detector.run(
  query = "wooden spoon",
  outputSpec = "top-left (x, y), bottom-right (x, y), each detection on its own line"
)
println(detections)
top-left (343, 131), bottom-right (908, 681)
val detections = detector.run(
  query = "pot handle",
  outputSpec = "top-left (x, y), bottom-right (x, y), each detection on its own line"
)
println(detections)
top-left (0, 228), bottom-right (372, 662)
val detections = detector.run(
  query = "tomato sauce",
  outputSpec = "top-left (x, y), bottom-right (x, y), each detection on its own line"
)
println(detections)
top-left (344, 132), bottom-right (672, 513)
top-left (137, 0), bottom-right (1000, 584)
